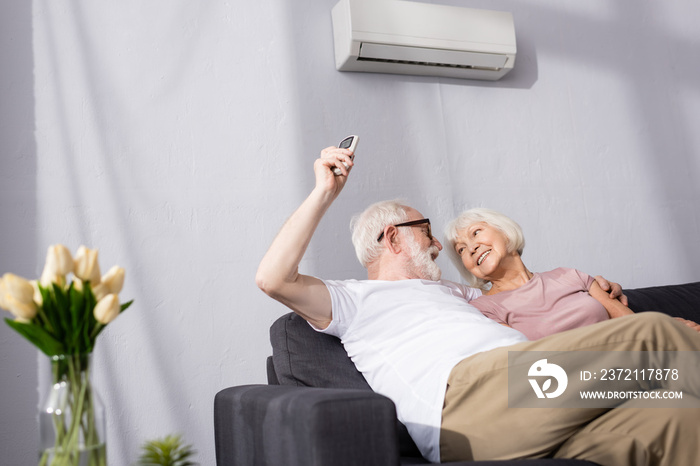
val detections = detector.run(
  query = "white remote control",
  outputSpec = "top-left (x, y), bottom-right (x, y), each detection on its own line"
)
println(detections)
top-left (333, 135), bottom-right (359, 175)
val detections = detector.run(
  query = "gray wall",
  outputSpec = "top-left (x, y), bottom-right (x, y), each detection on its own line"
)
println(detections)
top-left (2, 0), bottom-right (699, 464)
top-left (1, 0), bottom-right (38, 463)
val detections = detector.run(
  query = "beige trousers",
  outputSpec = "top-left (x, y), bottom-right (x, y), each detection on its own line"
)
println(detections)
top-left (440, 312), bottom-right (700, 466)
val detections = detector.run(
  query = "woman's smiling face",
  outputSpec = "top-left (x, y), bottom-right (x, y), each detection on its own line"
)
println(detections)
top-left (453, 222), bottom-right (511, 280)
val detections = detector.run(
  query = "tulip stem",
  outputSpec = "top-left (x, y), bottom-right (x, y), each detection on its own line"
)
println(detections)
top-left (89, 323), bottom-right (104, 340)
top-left (37, 306), bottom-right (56, 334)
top-left (41, 354), bottom-right (105, 465)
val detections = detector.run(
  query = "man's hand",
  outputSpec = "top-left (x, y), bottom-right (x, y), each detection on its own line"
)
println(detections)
top-left (314, 146), bottom-right (355, 201)
top-left (593, 275), bottom-right (628, 306)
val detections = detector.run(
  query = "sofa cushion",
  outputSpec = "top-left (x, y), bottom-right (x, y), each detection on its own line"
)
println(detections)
top-left (270, 312), bottom-right (372, 390)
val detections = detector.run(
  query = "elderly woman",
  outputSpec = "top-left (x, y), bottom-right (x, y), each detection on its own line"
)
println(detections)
top-left (445, 208), bottom-right (700, 340)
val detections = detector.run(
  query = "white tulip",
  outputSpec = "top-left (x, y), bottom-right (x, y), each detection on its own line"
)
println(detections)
top-left (72, 277), bottom-right (85, 291)
top-left (73, 246), bottom-right (101, 284)
top-left (0, 276), bottom-right (8, 311)
top-left (40, 266), bottom-right (65, 288)
top-left (3, 273), bottom-right (35, 304)
top-left (5, 294), bottom-right (38, 320)
top-left (49, 244), bottom-right (74, 275)
top-left (1, 273), bottom-right (38, 320)
top-left (94, 293), bottom-right (120, 324)
top-left (91, 283), bottom-right (106, 301)
top-left (102, 266), bottom-right (125, 294)
top-left (30, 280), bottom-right (43, 307)
top-left (92, 266), bottom-right (125, 301)
top-left (39, 245), bottom-right (72, 287)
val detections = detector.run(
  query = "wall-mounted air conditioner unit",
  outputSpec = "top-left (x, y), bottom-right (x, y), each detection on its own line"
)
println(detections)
top-left (331, 0), bottom-right (516, 81)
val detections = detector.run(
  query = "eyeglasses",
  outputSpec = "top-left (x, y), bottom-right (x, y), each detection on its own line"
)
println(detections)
top-left (377, 218), bottom-right (432, 242)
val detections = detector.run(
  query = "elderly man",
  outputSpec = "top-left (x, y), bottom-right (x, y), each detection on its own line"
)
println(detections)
top-left (256, 146), bottom-right (700, 465)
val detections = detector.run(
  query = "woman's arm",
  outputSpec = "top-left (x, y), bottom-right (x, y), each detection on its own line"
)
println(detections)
top-left (590, 281), bottom-right (700, 332)
top-left (592, 275), bottom-right (628, 306)
top-left (588, 280), bottom-right (635, 319)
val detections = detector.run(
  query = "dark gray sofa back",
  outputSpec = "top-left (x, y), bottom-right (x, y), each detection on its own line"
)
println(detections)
top-left (269, 311), bottom-right (371, 390)
top-left (625, 282), bottom-right (700, 321)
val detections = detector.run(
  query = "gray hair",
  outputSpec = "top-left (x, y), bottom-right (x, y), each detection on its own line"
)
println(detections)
top-left (350, 199), bottom-right (410, 267)
top-left (444, 208), bottom-right (525, 288)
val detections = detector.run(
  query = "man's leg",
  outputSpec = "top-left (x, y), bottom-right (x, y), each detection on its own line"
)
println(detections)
top-left (440, 313), bottom-right (700, 464)
top-left (553, 393), bottom-right (700, 466)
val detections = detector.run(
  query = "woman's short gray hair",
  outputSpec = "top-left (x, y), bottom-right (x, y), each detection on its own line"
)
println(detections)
top-left (444, 208), bottom-right (525, 289)
top-left (350, 199), bottom-right (409, 267)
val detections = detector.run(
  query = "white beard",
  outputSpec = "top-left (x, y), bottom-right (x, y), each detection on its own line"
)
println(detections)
top-left (405, 235), bottom-right (442, 281)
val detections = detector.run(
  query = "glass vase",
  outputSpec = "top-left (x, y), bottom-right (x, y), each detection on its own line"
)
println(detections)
top-left (38, 354), bottom-right (107, 466)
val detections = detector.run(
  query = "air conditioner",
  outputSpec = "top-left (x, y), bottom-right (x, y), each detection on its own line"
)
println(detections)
top-left (331, 0), bottom-right (516, 81)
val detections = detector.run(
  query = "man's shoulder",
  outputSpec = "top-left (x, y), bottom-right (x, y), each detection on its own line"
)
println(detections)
top-left (324, 277), bottom-right (385, 289)
top-left (322, 278), bottom-right (381, 295)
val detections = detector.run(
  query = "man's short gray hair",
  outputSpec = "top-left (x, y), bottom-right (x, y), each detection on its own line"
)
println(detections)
top-left (351, 200), bottom-right (410, 267)
top-left (444, 208), bottom-right (525, 288)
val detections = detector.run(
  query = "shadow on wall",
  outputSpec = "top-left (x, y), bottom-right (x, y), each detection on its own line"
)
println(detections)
top-left (0, 0), bottom-right (39, 462)
top-left (438, 0), bottom-right (700, 278)
top-left (42, 1), bottom-right (226, 459)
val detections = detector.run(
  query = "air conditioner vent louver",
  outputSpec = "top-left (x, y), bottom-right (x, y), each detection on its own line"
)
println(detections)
top-left (357, 56), bottom-right (503, 72)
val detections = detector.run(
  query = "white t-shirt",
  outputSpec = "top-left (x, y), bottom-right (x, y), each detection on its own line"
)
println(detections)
top-left (317, 279), bottom-right (528, 463)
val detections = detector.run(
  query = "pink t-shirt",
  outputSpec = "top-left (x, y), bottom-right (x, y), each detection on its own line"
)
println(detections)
top-left (470, 267), bottom-right (609, 340)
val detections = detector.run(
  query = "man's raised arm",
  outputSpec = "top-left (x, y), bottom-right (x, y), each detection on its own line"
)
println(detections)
top-left (255, 146), bottom-right (355, 330)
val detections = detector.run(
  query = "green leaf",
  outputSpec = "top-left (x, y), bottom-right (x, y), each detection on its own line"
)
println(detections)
top-left (39, 285), bottom-right (63, 341)
top-left (84, 283), bottom-right (98, 351)
top-left (137, 434), bottom-right (197, 466)
top-left (52, 283), bottom-right (74, 341)
top-left (69, 284), bottom-right (87, 352)
top-left (5, 318), bottom-right (65, 356)
top-left (83, 319), bottom-right (92, 353)
top-left (120, 299), bottom-right (134, 313)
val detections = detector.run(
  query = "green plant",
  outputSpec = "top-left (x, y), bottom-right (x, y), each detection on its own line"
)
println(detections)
top-left (137, 434), bottom-right (197, 466)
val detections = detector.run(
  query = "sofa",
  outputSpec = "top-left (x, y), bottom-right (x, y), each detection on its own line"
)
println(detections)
top-left (214, 281), bottom-right (700, 465)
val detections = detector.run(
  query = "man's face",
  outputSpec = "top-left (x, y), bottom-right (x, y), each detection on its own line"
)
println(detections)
top-left (405, 234), bottom-right (442, 281)
top-left (402, 207), bottom-right (443, 281)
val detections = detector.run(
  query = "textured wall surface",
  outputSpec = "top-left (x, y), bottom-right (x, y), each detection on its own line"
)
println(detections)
top-left (1, 0), bottom-right (699, 464)
top-left (1, 0), bottom-right (39, 462)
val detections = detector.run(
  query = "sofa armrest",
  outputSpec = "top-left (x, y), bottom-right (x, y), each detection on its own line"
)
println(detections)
top-left (214, 384), bottom-right (401, 466)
